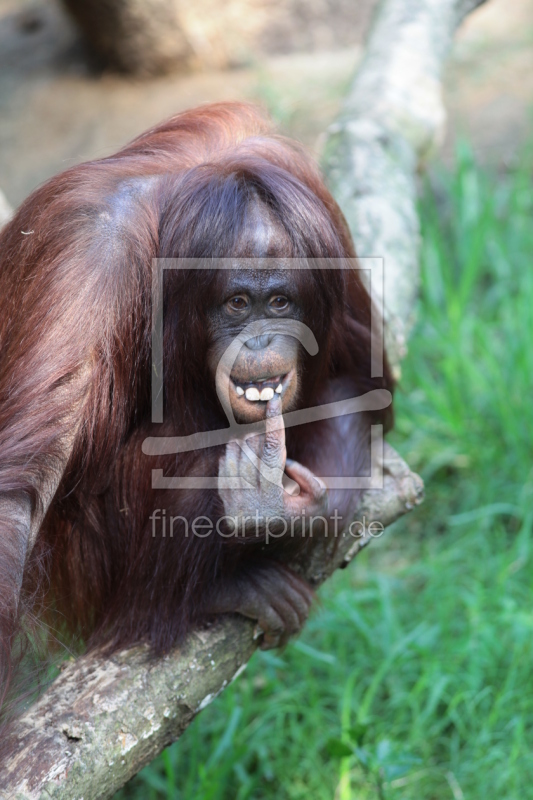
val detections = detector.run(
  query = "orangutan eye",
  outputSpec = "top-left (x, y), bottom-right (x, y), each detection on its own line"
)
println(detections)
top-left (227, 295), bottom-right (248, 312)
top-left (270, 295), bottom-right (289, 311)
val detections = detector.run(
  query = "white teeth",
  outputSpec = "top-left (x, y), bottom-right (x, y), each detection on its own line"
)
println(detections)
top-left (245, 387), bottom-right (261, 402)
top-left (239, 383), bottom-right (282, 402)
top-left (260, 387), bottom-right (274, 402)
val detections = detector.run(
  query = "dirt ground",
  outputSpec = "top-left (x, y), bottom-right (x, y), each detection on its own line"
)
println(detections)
top-left (0, 0), bottom-right (532, 209)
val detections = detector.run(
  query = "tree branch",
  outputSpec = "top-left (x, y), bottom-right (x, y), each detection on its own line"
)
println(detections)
top-left (0, 189), bottom-right (12, 229)
top-left (323, 0), bottom-right (486, 371)
top-left (1, 446), bottom-right (422, 800)
top-left (0, 0), bottom-right (486, 796)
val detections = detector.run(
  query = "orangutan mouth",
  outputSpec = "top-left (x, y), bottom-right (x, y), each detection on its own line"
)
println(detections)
top-left (231, 373), bottom-right (290, 402)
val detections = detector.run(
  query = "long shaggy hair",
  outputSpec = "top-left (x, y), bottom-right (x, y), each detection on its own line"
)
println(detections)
top-left (0, 103), bottom-right (393, 710)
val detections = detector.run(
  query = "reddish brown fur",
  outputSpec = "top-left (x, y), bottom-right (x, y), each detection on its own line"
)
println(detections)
top-left (0, 103), bottom-right (393, 710)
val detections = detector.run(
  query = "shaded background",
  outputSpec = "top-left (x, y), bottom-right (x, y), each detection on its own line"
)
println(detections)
top-left (1, 0), bottom-right (533, 208)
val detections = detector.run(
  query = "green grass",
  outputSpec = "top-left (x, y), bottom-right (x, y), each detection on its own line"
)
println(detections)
top-left (118, 143), bottom-right (533, 800)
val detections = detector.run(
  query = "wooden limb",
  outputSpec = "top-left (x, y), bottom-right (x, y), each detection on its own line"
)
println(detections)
top-left (0, 189), bottom-right (12, 229)
top-left (323, 0), bottom-right (487, 372)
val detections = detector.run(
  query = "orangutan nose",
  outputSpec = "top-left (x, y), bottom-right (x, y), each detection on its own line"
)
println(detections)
top-left (244, 334), bottom-right (275, 351)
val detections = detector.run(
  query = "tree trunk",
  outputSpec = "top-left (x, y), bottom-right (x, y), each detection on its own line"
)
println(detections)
top-left (61, 0), bottom-right (192, 75)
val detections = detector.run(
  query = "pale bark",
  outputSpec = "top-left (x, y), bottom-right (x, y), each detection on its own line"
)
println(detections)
top-left (323, 0), bottom-right (486, 372)
top-left (0, 189), bottom-right (12, 229)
